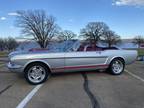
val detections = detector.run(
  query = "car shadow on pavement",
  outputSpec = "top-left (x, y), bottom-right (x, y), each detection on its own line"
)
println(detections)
top-left (51, 70), bottom-right (108, 78)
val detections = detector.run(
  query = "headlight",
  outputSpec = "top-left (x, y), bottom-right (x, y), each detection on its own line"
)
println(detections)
top-left (9, 57), bottom-right (15, 66)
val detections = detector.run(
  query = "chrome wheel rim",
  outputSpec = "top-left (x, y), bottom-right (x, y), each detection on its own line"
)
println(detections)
top-left (28, 65), bottom-right (46, 83)
top-left (112, 60), bottom-right (123, 74)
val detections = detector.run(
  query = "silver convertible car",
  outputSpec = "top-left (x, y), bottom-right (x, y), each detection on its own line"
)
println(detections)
top-left (8, 41), bottom-right (137, 85)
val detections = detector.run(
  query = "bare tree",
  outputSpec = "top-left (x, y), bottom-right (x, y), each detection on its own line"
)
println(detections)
top-left (58, 30), bottom-right (77, 41)
top-left (0, 38), bottom-right (5, 51)
top-left (5, 37), bottom-right (18, 51)
top-left (0, 37), bottom-right (18, 51)
top-left (102, 30), bottom-right (121, 47)
top-left (16, 10), bottom-right (59, 48)
top-left (133, 35), bottom-right (144, 48)
top-left (80, 22), bottom-right (109, 44)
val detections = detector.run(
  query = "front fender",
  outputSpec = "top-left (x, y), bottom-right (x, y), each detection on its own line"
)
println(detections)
top-left (23, 59), bottom-right (52, 72)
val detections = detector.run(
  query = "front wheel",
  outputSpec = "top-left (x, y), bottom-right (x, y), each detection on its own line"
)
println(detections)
top-left (24, 63), bottom-right (50, 85)
top-left (108, 58), bottom-right (125, 75)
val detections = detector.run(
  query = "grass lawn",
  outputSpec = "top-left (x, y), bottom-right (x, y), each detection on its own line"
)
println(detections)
top-left (0, 62), bottom-right (4, 65)
top-left (0, 51), bottom-right (8, 57)
top-left (137, 48), bottom-right (144, 56)
top-left (125, 48), bottom-right (144, 56)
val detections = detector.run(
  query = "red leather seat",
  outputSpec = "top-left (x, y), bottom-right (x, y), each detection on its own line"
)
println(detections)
top-left (86, 46), bottom-right (103, 51)
top-left (77, 45), bottom-right (85, 51)
top-left (29, 48), bottom-right (49, 52)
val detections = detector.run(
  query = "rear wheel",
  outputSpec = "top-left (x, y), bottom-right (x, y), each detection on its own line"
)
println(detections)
top-left (24, 63), bottom-right (50, 85)
top-left (108, 58), bottom-right (125, 75)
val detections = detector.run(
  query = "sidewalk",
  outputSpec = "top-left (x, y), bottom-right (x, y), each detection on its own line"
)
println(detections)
top-left (0, 63), bottom-right (10, 73)
top-left (0, 56), bottom-right (9, 72)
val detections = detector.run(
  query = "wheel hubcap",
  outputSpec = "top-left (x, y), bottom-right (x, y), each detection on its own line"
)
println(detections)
top-left (112, 60), bottom-right (123, 74)
top-left (28, 65), bottom-right (46, 83)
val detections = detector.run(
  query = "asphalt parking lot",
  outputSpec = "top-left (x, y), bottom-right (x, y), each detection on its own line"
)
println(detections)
top-left (0, 57), bottom-right (144, 108)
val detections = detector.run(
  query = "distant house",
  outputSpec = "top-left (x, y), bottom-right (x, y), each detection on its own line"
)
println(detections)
top-left (117, 39), bottom-right (138, 49)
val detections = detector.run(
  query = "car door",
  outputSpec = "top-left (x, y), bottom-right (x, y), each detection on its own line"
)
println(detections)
top-left (45, 52), bottom-right (65, 72)
top-left (64, 50), bottom-right (108, 72)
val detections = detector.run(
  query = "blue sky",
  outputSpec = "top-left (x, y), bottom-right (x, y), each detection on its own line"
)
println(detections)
top-left (0, 0), bottom-right (144, 39)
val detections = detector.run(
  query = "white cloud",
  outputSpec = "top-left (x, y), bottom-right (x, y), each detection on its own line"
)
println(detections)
top-left (0, 17), bottom-right (6, 20)
top-left (8, 12), bottom-right (20, 16)
top-left (113, 0), bottom-right (144, 6)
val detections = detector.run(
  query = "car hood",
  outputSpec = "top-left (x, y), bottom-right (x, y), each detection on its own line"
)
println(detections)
top-left (8, 51), bottom-right (28, 58)
top-left (8, 50), bottom-right (51, 58)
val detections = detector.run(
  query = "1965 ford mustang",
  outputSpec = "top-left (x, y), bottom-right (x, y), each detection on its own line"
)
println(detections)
top-left (7, 41), bottom-right (137, 85)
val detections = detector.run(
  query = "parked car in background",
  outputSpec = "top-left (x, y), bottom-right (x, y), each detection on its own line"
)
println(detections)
top-left (7, 41), bottom-right (137, 85)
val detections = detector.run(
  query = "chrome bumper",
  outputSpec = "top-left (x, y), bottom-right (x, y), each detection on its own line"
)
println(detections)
top-left (7, 62), bottom-right (23, 73)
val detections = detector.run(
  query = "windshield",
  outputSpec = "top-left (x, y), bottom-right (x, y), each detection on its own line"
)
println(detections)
top-left (46, 40), bottom-right (80, 52)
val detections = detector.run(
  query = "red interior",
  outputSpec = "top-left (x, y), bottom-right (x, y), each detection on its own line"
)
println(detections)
top-left (29, 48), bottom-right (49, 52)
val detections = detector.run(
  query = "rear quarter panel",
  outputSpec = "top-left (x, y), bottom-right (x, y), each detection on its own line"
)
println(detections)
top-left (105, 50), bottom-right (137, 65)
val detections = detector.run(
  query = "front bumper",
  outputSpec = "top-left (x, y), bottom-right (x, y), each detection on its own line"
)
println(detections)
top-left (7, 62), bottom-right (23, 73)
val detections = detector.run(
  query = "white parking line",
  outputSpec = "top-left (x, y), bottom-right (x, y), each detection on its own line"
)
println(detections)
top-left (16, 84), bottom-right (43, 108)
top-left (125, 69), bottom-right (144, 82)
